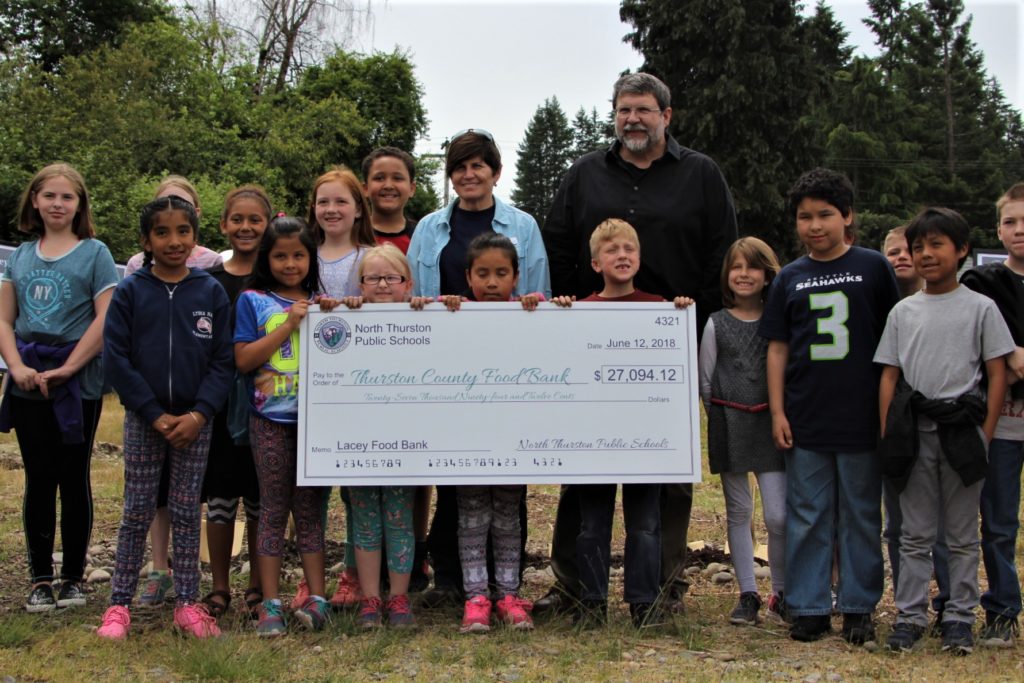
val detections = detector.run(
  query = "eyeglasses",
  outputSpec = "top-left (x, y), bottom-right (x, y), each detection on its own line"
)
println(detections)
top-left (361, 274), bottom-right (407, 286)
top-left (615, 106), bottom-right (662, 118)
top-left (450, 128), bottom-right (495, 143)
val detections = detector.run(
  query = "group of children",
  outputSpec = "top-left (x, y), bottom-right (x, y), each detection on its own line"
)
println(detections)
top-left (4, 155), bottom-right (1022, 654)
top-left (703, 168), bottom-right (1024, 657)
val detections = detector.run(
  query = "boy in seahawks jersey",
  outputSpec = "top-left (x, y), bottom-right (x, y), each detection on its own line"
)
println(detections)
top-left (759, 168), bottom-right (899, 644)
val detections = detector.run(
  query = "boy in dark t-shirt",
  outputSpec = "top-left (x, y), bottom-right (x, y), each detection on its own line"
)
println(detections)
top-left (959, 182), bottom-right (1024, 647)
top-left (759, 168), bottom-right (899, 644)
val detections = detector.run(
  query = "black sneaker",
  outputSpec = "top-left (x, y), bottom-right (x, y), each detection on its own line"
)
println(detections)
top-left (25, 584), bottom-right (57, 613)
top-left (729, 592), bottom-right (762, 626)
top-left (790, 614), bottom-right (831, 642)
top-left (885, 622), bottom-right (925, 652)
top-left (940, 620), bottom-right (974, 655)
top-left (841, 612), bottom-right (876, 645)
top-left (978, 615), bottom-right (1017, 649)
top-left (572, 599), bottom-right (607, 630)
top-left (533, 586), bottom-right (576, 616)
top-left (419, 585), bottom-right (461, 609)
top-left (630, 602), bottom-right (666, 629)
top-left (56, 581), bottom-right (87, 608)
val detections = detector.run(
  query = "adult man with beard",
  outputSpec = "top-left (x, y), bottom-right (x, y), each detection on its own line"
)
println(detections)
top-left (539, 72), bottom-right (737, 620)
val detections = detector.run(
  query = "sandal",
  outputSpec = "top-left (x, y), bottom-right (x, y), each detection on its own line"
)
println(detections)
top-left (200, 590), bottom-right (231, 619)
top-left (244, 587), bottom-right (263, 620)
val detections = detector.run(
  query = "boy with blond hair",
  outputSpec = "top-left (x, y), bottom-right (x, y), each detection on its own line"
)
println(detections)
top-left (556, 218), bottom-right (692, 628)
top-left (959, 182), bottom-right (1024, 647)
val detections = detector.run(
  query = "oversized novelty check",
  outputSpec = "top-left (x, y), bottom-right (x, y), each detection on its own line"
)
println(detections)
top-left (297, 302), bottom-right (701, 485)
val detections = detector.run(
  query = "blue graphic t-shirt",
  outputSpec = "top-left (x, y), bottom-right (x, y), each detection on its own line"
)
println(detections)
top-left (2, 239), bottom-right (120, 399)
top-left (234, 290), bottom-right (301, 424)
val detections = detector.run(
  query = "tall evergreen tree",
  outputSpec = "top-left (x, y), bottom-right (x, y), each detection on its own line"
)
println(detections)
top-left (511, 96), bottom-right (574, 222)
top-left (570, 106), bottom-right (609, 159)
top-left (866, 0), bottom-right (1024, 234)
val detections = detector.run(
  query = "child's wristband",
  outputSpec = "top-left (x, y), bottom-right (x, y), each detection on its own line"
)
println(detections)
top-left (188, 411), bottom-right (201, 426)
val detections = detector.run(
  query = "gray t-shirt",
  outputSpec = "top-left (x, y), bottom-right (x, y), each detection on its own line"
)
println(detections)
top-left (874, 285), bottom-right (1014, 403)
top-left (2, 239), bottom-right (120, 399)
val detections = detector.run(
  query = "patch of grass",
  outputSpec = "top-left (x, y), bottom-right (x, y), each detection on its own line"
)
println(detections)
top-left (163, 636), bottom-right (285, 682)
top-left (0, 612), bottom-right (37, 648)
top-left (425, 642), bottom-right (461, 666)
top-left (469, 638), bottom-right (506, 669)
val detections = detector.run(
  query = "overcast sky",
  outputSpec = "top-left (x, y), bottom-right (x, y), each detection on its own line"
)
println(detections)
top-left (347, 0), bottom-right (1023, 201)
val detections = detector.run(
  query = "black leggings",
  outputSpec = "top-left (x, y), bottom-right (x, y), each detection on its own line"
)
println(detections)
top-left (12, 395), bottom-right (102, 583)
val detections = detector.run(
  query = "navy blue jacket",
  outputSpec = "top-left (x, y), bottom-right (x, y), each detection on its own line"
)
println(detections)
top-left (103, 267), bottom-right (233, 424)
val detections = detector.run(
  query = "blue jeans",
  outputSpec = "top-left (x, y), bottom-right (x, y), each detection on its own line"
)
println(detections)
top-left (785, 448), bottom-right (883, 616)
top-left (577, 483), bottom-right (661, 605)
top-left (883, 478), bottom-right (950, 612)
top-left (980, 438), bottom-right (1023, 620)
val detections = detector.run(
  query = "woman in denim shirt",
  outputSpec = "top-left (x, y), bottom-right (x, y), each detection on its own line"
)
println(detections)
top-left (407, 129), bottom-right (550, 300)
top-left (407, 129), bottom-right (550, 608)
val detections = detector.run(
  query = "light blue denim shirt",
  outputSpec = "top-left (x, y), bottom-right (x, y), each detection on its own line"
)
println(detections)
top-left (408, 195), bottom-right (552, 298)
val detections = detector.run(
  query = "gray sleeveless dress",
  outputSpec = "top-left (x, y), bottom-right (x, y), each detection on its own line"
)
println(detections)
top-left (706, 309), bottom-right (784, 474)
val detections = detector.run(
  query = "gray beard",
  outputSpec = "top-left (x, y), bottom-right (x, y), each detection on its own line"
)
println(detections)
top-left (618, 133), bottom-right (652, 154)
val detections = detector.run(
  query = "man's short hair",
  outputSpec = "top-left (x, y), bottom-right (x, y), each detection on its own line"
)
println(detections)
top-left (787, 167), bottom-right (856, 219)
top-left (612, 72), bottom-right (671, 111)
top-left (589, 218), bottom-right (640, 259)
top-left (905, 207), bottom-right (970, 268)
top-left (996, 182), bottom-right (1024, 219)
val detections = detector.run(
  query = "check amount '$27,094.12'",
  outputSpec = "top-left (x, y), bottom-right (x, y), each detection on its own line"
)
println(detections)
top-left (297, 302), bottom-right (701, 486)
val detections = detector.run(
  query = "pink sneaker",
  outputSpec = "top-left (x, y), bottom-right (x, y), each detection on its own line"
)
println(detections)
top-left (173, 603), bottom-right (221, 639)
top-left (329, 570), bottom-right (362, 609)
top-left (460, 595), bottom-right (492, 633)
top-left (495, 594), bottom-right (534, 630)
top-left (289, 578), bottom-right (310, 611)
top-left (96, 605), bottom-right (131, 640)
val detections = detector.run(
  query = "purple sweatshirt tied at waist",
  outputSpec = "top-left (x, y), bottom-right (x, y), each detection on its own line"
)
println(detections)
top-left (0, 339), bottom-right (84, 444)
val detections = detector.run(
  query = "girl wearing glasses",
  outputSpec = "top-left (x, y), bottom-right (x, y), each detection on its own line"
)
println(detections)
top-left (340, 243), bottom-right (430, 628)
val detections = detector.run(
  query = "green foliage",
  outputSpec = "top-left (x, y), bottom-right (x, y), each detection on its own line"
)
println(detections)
top-left (0, 15), bottom-right (436, 260)
top-left (511, 96), bottom-right (575, 222)
top-left (0, 0), bottom-right (170, 72)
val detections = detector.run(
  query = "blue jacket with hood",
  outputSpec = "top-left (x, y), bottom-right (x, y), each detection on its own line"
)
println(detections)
top-left (103, 266), bottom-right (233, 424)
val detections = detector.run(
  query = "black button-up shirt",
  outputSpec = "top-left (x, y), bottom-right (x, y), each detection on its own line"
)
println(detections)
top-left (542, 135), bottom-right (737, 331)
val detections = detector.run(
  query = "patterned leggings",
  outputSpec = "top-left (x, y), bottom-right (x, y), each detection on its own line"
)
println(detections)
top-left (110, 411), bottom-right (211, 607)
top-left (250, 415), bottom-right (325, 556)
top-left (457, 485), bottom-right (524, 598)
top-left (348, 486), bottom-right (415, 573)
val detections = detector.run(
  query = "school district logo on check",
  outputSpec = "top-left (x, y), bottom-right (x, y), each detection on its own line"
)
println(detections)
top-left (313, 317), bottom-right (351, 354)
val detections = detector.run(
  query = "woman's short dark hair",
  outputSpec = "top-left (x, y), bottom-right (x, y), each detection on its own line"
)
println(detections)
top-left (446, 132), bottom-right (501, 178)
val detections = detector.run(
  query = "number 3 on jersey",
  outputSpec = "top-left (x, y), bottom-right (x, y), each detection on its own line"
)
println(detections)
top-left (809, 291), bottom-right (849, 361)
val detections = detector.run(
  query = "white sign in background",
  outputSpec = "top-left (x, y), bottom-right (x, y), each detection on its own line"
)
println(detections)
top-left (297, 302), bottom-right (701, 485)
